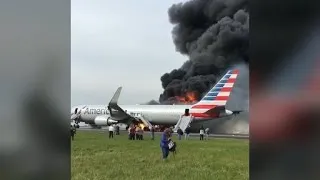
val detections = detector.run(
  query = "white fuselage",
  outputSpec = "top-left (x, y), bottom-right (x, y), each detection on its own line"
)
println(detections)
top-left (72, 104), bottom-right (233, 126)
top-left (73, 104), bottom-right (194, 125)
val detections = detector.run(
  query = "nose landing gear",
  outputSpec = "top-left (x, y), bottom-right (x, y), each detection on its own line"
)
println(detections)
top-left (74, 120), bottom-right (80, 128)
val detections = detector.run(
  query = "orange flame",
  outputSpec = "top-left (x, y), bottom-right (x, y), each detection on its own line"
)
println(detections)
top-left (175, 91), bottom-right (198, 104)
top-left (138, 123), bottom-right (145, 130)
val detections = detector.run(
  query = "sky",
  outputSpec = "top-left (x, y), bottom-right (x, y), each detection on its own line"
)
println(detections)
top-left (71, 0), bottom-right (188, 106)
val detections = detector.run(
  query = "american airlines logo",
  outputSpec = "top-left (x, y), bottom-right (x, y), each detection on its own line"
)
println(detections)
top-left (83, 108), bottom-right (109, 115)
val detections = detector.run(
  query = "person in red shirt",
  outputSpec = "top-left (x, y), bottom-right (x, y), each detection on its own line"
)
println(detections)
top-left (129, 124), bottom-right (136, 140)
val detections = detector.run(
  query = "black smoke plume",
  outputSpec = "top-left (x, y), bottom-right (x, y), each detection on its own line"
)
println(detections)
top-left (144, 99), bottom-right (160, 105)
top-left (160, 0), bottom-right (249, 104)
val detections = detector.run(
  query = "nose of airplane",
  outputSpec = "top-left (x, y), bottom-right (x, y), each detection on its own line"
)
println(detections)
top-left (70, 105), bottom-right (86, 120)
top-left (71, 107), bottom-right (75, 115)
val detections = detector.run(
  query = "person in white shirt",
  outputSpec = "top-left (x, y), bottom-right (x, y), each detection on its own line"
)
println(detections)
top-left (128, 126), bottom-right (131, 139)
top-left (108, 125), bottom-right (115, 139)
top-left (205, 128), bottom-right (210, 140)
top-left (199, 125), bottom-right (205, 140)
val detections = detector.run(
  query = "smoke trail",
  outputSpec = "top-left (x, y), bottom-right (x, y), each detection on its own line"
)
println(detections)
top-left (160, 0), bottom-right (249, 105)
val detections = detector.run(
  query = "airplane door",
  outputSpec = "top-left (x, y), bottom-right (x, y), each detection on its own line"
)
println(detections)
top-left (185, 109), bottom-right (190, 116)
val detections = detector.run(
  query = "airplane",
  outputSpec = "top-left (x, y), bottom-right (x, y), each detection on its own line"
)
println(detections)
top-left (71, 69), bottom-right (240, 129)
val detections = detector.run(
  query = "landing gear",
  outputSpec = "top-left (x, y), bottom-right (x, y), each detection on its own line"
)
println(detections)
top-left (74, 120), bottom-right (80, 128)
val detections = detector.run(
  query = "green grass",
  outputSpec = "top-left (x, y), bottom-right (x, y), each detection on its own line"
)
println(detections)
top-left (72, 131), bottom-right (249, 180)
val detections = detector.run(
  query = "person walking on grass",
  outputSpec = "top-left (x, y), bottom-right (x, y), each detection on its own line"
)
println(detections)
top-left (129, 125), bottom-right (136, 140)
top-left (205, 127), bottom-right (210, 140)
top-left (177, 127), bottom-right (183, 140)
top-left (135, 126), bottom-right (141, 140)
top-left (115, 125), bottom-right (120, 135)
top-left (128, 125), bottom-right (132, 140)
top-left (108, 125), bottom-right (115, 139)
top-left (199, 125), bottom-right (205, 140)
top-left (150, 125), bottom-right (155, 140)
top-left (70, 125), bottom-right (76, 141)
top-left (138, 127), bottom-right (144, 140)
top-left (184, 126), bottom-right (191, 140)
top-left (160, 128), bottom-right (172, 161)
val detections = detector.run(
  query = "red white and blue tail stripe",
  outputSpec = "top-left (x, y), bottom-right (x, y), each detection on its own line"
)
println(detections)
top-left (191, 69), bottom-right (239, 113)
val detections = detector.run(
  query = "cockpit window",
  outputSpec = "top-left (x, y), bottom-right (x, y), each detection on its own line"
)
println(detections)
top-left (75, 108), bottom-right (78, 114)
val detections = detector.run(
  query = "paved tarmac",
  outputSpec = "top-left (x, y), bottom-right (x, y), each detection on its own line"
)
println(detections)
top-left (77, 127), bottom-right (249, 139)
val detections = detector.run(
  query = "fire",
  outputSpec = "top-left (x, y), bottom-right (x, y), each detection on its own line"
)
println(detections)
top-left (175, 91), bottom-right (198, 104)
top-left (186, 91), bottom-right (197, 102)
top-left (138, 123), bottom-right (145, 130)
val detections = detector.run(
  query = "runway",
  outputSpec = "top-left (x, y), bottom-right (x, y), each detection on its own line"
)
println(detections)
top-left (77, 127), bottom-right (249, 139)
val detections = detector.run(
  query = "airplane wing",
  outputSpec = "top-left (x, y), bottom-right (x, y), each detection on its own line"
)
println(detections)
top-left (107, 87), bottom-right (134, 121)
top-left (109, 87), bottom-right (122, 106)
top-left (107, 87), bottom-right (152, 127)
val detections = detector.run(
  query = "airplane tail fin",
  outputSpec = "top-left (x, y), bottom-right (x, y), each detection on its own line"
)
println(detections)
top-left (191, 69), bottom-right (239, 110)
top-left (109, 87), bottom-right (122, 105)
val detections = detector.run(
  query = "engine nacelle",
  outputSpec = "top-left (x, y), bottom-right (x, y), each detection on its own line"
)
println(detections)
top-left (219, 109), bottom-right (234, 117)
top-left (225, 109), bottom-right (233, 115)
top-left (94, 115), bottom-right (118, 126)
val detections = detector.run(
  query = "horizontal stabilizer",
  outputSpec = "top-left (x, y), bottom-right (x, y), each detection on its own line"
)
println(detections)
top-left (204, 105), bottom-right (225, 114)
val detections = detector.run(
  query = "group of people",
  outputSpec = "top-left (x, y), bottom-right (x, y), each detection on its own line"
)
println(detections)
top-left (176, 125), bottom-right (210, 140)
top-left (199, 125), bottom-right (210, 140)
top-left (108, 124), bottom-right (120, 139)
top-left (127, 124), bottom-right (145, 140)
top-left (71, 122), bottom-right (210, 161)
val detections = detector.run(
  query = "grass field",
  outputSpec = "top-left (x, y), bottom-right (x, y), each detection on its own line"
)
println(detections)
top-left (71, 131), bottom-right (249, 180)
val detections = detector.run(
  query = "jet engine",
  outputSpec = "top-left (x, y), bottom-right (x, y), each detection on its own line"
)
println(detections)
top-left (218, 109), bottom-right (234, 117)
top-left (94, 115), bottom-right (118, 126)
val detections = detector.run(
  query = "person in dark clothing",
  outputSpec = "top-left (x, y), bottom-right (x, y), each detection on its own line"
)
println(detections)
top-left (199, 125), bottom-right (205, 140)
top-left (115, 125), bottom-right (120, 135)
top-left (108, 125), bottom-right (115, 139)
top-left (129, 125), bottom-right (135, 140)
top-left (150, 126), bottom-right (155, 140)
top-left (160, 128), bottom-right (172, 160)
top-left (184, 126), bottom-right (191, 140)
top-left (177, 127), bottom-right (183, 140)
top-left (135, 126), bottom-right (141, 140)
top-left (139, 128), bottom-right (144, 140)
top-left (70, 125), bottom-right (76, 141)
